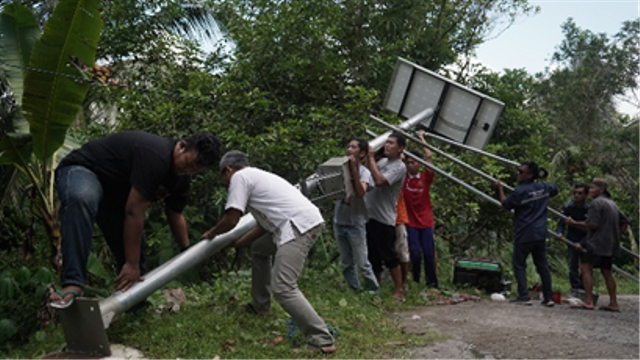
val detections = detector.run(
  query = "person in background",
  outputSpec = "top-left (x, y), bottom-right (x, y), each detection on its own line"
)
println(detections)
top-left (496, 161), bottom-right (558, 307)
top-left (365, 132), bottom-right (407, 302)
top-left (566, 178), bottom-right (630, 312)
top-left (50, 131), bottom-right (222, 309)
top-left (333, 138), bottom-right (379, 294)
top-left (402, 130), bottom-right (438, 288)
top-left (556, 183), bottom-right (590, 296)
top-left (201, 150), bottom-right (336, 353)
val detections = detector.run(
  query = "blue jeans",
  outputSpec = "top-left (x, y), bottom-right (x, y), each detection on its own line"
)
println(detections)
top-left (512, 240), bottom-right (552, 301)
top-left (56, 165), bottom-right (146, 288)
top-left (333, 223), bottom-right (379, 293)
top-left (407, 226), bottom-right (438, 288)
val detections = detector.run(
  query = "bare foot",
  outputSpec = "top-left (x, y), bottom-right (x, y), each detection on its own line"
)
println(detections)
top-left (392, 291), bottom-right (405, 303)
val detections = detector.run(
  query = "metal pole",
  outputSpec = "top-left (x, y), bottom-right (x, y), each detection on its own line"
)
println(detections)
top-left (370, 114), bottom-right (519, 166)
top-left (98, 113), bottom-right (429, 328)
top-left (612, 265), bottom-right (640, 282)
top-left (368, 116), bottom-right (640, 261)
top-left (620, 245), bottom-right (640, 259)
top-left (368, 127), bottom-right (639, 281)
top-left (368, 109), bottom-right (434, 151)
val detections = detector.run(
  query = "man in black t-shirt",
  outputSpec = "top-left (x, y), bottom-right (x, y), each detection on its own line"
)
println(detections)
top-left (49, 131), bottom-right (221, 309)
top-left (556, 183), bottom-right (590, 295)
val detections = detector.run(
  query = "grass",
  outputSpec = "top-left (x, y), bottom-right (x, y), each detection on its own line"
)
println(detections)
top-left (3, 265), bottom-right (445, 359)
top-left (3, 245), bottom-right (637, 359)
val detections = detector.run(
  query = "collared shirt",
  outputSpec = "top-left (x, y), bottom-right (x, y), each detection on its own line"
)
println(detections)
top-left (226, 167), bottom-right (324, 246)
top-left (502, 180), bottom-right (559, 243)
top-left (402, 169), bottom-right (435, 228)
top-left (585, 195), bottom-right (621, 257)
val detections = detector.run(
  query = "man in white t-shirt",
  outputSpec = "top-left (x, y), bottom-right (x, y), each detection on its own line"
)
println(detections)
top-left (365, 132), bottom-right (407, 302)
top-left (201, 150), bottom-right (335, 354)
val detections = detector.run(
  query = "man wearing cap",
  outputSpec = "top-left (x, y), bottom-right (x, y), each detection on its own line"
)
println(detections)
top-left (201, 150), bottom-right (335, 354)
top-left (566, 178), bottom-right (629, 312)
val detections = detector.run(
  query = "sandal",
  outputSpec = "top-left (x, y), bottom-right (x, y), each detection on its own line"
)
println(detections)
top-left (598, 305), bottom-right (621, 312)
top-left (308, 343), bottom-right (337, 354)
top-left (570, 303), bottom-right (594, 310)
top-left (238, 303), bottom-right (268, 315)
top-left (49, 289), bottom-right (82, 310)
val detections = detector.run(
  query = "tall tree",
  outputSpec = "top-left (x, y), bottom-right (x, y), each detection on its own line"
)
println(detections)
top-left (535, 19), bottom-right (639, 208)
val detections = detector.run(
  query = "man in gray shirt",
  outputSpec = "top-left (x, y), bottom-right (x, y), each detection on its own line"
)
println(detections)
top-left (365, 132), bottom-right (407, 301)
top-left (566, 178), bottom-right (629, 312)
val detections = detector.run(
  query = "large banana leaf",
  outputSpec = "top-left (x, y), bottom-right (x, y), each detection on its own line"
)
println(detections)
top-left (0, 133), bottom-right (32, 167)
top-left (22, 0), bottom-right (102, 161)
top-left (0, 3), bottom-right (39, 109)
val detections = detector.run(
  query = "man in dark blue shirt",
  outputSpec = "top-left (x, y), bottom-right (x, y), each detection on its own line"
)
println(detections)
top-left (496, 161), bottom-right (559, 306)
top-left (556, 183), bottom-right (590, 295)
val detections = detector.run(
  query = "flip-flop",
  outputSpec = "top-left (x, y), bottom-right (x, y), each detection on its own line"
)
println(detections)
top-left (570, 303), bottom-right (594, 310)
top-left (598, 305), bottom-right (621, 312)
top-left (50, 290), bottom-right (81, 310)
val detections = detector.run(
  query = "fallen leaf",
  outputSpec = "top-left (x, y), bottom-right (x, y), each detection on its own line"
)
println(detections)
top-left (273, 336), bottom-right (284, 345)
top-left (160, 288), bottom-right (186, 313)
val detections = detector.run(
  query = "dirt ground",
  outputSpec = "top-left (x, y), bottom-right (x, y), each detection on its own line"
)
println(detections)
top-left (399, 294), bottom-right (639, 359)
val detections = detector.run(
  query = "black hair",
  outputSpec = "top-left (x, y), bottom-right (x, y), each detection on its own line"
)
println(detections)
top-left (349, 137), bottom-right (369, 156)
top-left (405, 150), bottom-right (422, 162)
top-left (184, 131), bottom-right (222, 167)
top-left (389, 131), bottom-right (406, 148)
top-left (521, 161), bottom-right (548, 180)
top-left (574, 183), bottom-right (589, 194)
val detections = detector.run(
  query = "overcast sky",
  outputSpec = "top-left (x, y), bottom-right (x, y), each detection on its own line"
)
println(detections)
top-left (473, 0), bottom-right (639, 116)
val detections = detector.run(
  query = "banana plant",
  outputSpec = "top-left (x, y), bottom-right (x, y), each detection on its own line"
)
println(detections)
top-left (0, 0), bottom-right (102, 271)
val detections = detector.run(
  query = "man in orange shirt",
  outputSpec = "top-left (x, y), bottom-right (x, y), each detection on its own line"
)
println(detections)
top-left (395, 190), bottom-right (410, 289)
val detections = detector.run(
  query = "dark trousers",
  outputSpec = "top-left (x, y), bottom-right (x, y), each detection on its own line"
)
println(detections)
top-left (407, 226), bottom-right (438, 288)
top-left (567, 243), bottom-right (583, 290)
top-left (365, 219), bottom-right (399, 274)
top-left (512, 240), bottom-right (553, 301)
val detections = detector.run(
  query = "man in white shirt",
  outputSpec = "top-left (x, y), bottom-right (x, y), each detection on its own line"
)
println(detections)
top-left (201, 150), bottom-right (335, 354)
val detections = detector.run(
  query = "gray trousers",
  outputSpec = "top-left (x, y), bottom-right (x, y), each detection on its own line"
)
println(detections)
top-left (250, 224), bottom-right (334, 347)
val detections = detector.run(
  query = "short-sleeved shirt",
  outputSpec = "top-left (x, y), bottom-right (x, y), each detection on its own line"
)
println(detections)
top-left (395, 192), bottom-right (408, 225)
top-left (556, 200), bottom-right (589, 242)
top-left (403, 170), bottom-right (435, 228)
top-left (502, 180), bottom-right (559, 243)
top-left (365, 158), bottom-right (407, 226)
top-left (57, 131), bottom-right (190, 212)
top-left (226, 167), bottom-right (324, 246)
top-left (334, 165), bottom-right (374, 226)
top-left (585, 195), bottom-right (621, 257)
